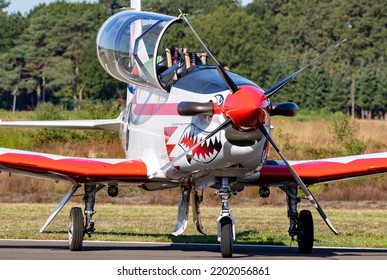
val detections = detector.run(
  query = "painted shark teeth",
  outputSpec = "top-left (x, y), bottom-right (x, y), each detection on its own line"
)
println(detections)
top-left (179, 125), bottom-right (222, 164)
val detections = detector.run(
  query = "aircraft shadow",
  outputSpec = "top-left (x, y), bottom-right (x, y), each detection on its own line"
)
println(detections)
top-left (44, 229), bottom-right (287, 247)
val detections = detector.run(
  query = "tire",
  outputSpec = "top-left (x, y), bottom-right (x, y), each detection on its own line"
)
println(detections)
top-left (297, 210), bottom-right (314, 254)
top-left (68, 207), bottom-right (84, 251)
top-left (220, 218), bottom-right (233, 258)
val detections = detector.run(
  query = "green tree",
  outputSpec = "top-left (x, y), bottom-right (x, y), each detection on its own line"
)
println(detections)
top-left (144, 0), bottom-right (240, 16)
top-left (79, 39), bottom-right (126, 101)
top-left (0, 0), bottom-right (8, 10)
top-left (0, 1), bottom-right (26, 109)
top-left (2, 2), bottom-right (110, 109)
top-left (326, 73), bottom-right (350, 113)
top-left (374, 61), bottom-right (387, 119)
top-left (99, 0), bottom-right (129, 15)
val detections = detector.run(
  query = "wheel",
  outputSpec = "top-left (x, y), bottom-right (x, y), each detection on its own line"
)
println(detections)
top-left (297, 210), bottom-right (314, 254)
top-left (220, 218), bottom-right (233, 258)
top-left (68, 207), bottom-right (84, 251)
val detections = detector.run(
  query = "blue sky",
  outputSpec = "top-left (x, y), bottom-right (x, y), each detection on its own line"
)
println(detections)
top-left (5, 0), bottom-right (253, 14)
top-left (5, 0), bottom-right (97, 14)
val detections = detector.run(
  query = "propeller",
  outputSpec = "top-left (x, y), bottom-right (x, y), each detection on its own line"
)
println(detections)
top-left (152, 11), bottom-right (343, 234)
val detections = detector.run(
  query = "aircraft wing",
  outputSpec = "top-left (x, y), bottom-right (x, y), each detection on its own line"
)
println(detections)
top-left (0, 147), bottom-right (148, 184)
top-left (0, 119), bottom-right (122, 131)
top-left (255, 152), bottom-right (387, 186)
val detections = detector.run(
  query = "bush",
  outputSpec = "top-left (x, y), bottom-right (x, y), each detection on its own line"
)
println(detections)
top-left (330, 114), bottom-right (367, 155)
top-left (33, 103), bottom-right (69, 121)
top-left (30, 101), bottom-right (119, 144)
top-left (76, 100), bottom-right (120, 120)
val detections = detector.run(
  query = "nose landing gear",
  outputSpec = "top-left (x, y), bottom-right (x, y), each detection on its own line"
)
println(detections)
top-left (217, 177), bottom-right (235, 258)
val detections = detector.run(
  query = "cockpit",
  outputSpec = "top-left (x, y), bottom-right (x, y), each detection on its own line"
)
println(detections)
top-left (155, 47), bottom-right (209, 90)
top-left (97, 10), bottom-right (210, 92)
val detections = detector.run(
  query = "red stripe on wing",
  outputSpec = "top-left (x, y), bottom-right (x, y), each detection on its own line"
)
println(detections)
top-left (259, 157), bottom-right (387, 185)
top-left (0, 153), bottom-right (148, 183)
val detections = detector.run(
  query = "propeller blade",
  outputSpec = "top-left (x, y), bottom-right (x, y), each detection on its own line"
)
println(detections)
top-left (265, 39), bottom-right (347, 98)
top-left (150, 118), bottom-right (232, 179)
top-left (178, 10), bottom-right (239, 93)
top-left (259, 126), bottom-right (338, 235)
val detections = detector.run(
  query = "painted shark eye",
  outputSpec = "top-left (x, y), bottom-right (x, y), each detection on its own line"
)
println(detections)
top-left (215, 94), bottom-right (224, 106)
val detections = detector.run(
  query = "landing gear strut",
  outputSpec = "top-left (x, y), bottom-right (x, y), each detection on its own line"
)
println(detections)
top-left (84, 184), bottom-right (98, 237)
top-left (217, 178), bottom-right (235, 258)
top-left (282, 186), bottom-right (314, 254)
top-left (172, 185), bottom-right (206, 236)
top-left (172, 186), bottom-right (192, 236)
top-left (68, 183), bottom-right (103, 251)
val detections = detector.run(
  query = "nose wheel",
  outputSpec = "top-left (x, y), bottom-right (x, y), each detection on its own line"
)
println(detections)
top-left (68, 207), bottom-right (84, 251)
top-left (220, 218), bottom-right (233, 258)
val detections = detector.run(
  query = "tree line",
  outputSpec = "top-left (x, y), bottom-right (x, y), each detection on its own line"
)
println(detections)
top-left (0, 0), bottom-right (385, 119)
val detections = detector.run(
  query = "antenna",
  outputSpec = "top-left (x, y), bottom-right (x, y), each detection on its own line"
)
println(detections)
top-left (131, 0), bottom-right (141, 11)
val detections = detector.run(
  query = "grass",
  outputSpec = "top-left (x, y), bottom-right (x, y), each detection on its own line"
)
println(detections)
top-left (270, 116), bottom-right (387, 159)
top-left (0, 203), bottom-right (386, 248)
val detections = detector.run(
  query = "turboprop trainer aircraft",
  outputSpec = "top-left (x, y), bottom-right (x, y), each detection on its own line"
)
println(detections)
top-left (1, 3), bottom-right (387, 258)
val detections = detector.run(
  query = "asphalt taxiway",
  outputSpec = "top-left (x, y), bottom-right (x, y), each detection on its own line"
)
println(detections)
top-left (0, 239), bottom-right (386, 260)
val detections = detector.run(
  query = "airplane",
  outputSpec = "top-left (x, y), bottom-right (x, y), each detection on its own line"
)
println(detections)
top-left (1, 1), bottom-right (387, 258)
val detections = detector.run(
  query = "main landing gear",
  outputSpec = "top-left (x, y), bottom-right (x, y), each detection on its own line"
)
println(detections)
top-left (68, 183), bottom-right (104, 251)
top-left (282, 186), bottom-right (314, 253)
top-left (39, 182), bottom-right (106, 251)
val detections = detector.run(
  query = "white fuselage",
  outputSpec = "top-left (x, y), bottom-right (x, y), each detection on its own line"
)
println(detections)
top-left (120, 81), bottom-right (270, 190)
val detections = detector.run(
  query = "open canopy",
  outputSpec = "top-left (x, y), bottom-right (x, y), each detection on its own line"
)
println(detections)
top-left (97, 10), bottom-right (180, 90)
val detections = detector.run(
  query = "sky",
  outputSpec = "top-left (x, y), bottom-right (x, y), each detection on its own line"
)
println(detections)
top-left (5, 0), bottom-right (97, 14)
top-left (5, 0), bottom-right (253, 14)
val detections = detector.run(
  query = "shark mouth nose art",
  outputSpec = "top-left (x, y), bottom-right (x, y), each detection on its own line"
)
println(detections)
top-left (179, 125), bottom-right (222, 164)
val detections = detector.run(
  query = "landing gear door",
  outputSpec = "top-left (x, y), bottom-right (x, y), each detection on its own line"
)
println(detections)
top-left (97, 10), bottom-right (180, 91)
